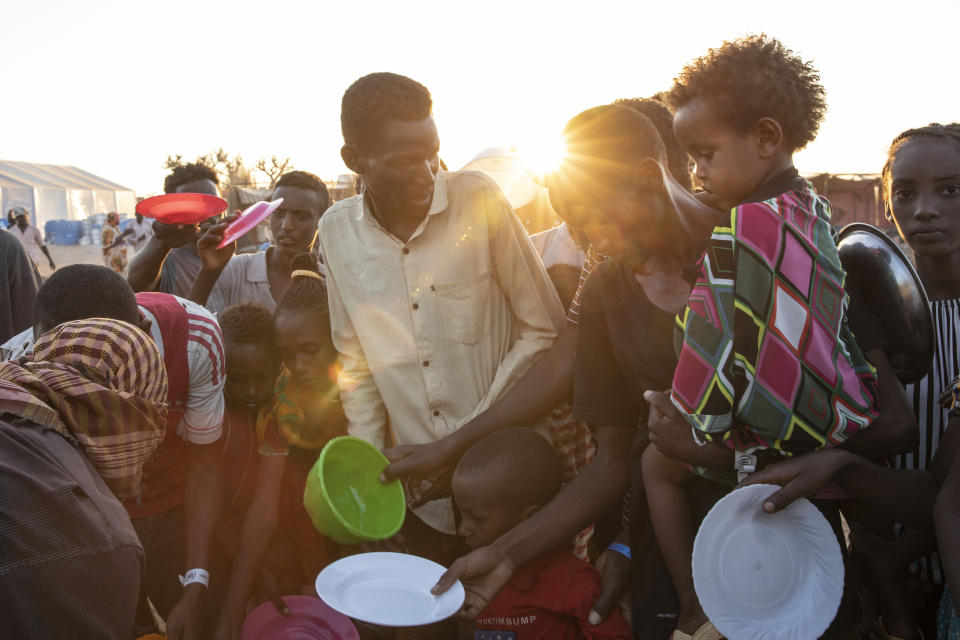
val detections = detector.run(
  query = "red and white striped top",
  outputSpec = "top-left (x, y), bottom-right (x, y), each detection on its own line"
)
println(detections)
top-left (139, 296), bottom-right (225, 445)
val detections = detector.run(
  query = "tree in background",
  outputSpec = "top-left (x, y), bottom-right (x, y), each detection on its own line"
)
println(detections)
top-left (254, 156), bottom-right (293, 190)
top-left (164, 149), bottom-right (293, 193)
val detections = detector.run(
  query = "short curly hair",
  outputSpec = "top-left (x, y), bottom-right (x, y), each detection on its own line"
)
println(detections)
top-left (669, 34), bottom-right (826, 151)
top-left (219, 302), bottom-right (275, 347)
top-left (341, 72), bottom-right (432, 150)
top-left (163, 162), bottom-right (219, 194)
top-left (276, 170), bottom-right (330, 211)
top-left (614, 97), bottom-right (692, 190)
top-left (454, 428), bottom-right (562, 510)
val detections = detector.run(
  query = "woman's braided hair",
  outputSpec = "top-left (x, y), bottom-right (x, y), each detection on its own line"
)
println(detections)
top-left (276, 253), bottom-right (328, 316)
top-left (881, 122), bottom-right (960, 210)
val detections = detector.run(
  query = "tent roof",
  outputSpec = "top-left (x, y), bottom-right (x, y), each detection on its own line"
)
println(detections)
top-left (0, 173), bottom-right (31, 189)
top-left (0, 160), bottom-right (133, 192)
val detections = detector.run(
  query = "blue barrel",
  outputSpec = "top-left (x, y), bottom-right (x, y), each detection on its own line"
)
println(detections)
top-left (45, 220), bottom-right (80, 245)
top-left (44, 220), bottom-right (59, 244)
top-left (64, 220), bottom-right (82, 244)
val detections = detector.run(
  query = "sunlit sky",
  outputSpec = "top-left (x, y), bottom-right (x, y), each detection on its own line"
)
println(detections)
top-left (3, 0), bottom-right (957, 196)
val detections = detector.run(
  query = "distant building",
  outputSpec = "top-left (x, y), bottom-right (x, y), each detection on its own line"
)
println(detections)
top-left (806, 173), bottom-right (888, 230)
top-left (330, 174), bottom-right (359, 203)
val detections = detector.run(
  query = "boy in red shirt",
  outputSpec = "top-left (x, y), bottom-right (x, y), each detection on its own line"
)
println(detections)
top-left (452, 428), bottom-right (632, 640)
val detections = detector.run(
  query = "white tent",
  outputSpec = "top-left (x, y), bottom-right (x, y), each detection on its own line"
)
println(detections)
top-left (0, 160), bottom-right (136, 228)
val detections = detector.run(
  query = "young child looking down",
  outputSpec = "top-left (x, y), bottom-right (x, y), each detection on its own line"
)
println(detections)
top-left (453, 428), bottom-right (632, 640)
top-left (641, 35), bottom-right (882, 638)
top-left (214, 254), bottom-right (346, 640)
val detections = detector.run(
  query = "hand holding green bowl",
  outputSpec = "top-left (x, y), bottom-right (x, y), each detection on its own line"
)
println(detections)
top-left (304, 436), bottom-right (407, 544)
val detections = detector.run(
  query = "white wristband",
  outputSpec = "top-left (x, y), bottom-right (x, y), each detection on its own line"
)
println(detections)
top-left (178, 568), bottom-right (209, 588)
top-left (734, 452), bottom-right (757, 482)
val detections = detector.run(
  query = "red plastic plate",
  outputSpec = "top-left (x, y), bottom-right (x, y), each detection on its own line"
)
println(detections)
top-left (136, 193), bottom-right (228, 225)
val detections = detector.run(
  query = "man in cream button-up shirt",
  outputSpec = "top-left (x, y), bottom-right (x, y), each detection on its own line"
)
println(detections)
top-left (318, 73), bottom-right (564, 539)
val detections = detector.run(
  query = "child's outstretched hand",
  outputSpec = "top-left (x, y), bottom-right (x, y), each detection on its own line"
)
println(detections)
top-left (432, 545), bottom-right (514, 621)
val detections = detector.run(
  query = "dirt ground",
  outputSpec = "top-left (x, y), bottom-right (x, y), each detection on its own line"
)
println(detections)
top-left (38, 244), bottom-right (111, 279)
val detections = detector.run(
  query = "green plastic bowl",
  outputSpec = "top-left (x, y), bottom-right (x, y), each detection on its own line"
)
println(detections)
top-left (303, 436), bottom-right (406, 544)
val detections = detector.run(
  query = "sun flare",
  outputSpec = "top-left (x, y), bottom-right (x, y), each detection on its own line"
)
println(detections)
top-left (516, 133), bottom-right (569, 179)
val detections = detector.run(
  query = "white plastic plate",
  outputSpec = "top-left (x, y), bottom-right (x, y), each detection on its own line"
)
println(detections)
top-left (315, 552), bottom-right (465, 627)
top-left (692, 483), bottom-right (844, 640)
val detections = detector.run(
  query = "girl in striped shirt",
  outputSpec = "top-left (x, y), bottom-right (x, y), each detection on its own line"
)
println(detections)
top-left (865, 123), bottom-right (960, 640)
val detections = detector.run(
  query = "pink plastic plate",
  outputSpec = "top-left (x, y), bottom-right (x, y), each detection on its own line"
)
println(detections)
top-left (135, 193), bottom-right (228, 225)
top-left (240, 595), bottom-right (359, 640)
top-left (217, 198), bottom-right (284, 249)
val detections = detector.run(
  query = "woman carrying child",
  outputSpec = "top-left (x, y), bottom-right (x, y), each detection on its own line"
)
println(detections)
top-left (435, 49), bottom-right (912, 631)
top-left (524, 35), bottom-right (913, 639)
top-left (638, 35), bottom-right (929, 640)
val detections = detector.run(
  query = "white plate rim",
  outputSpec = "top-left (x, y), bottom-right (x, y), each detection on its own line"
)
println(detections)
top-left (692, 483), bottom-right (844, 640)
top-left (315, 552), bottom-right (465, 627)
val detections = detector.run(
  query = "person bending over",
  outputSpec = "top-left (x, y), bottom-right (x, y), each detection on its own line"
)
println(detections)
top-left (643, 35), bottom-right (901, 639)
top-left (386, 98), bottom-right (693, 629)
top-left (320, 70), bottom-right (565, 578)
top-left (16, 264), bottom-right (225, 640)
top-left (453, 428), bottom-right (631, 640)
top-left (206, 302), bottom-right (282, 633)
top-left (214, 255), bottom-right (347, 640)
top-left (0, 319), bottom-right (167, 639)
top-left (381, 97), bottom-right (693, 502)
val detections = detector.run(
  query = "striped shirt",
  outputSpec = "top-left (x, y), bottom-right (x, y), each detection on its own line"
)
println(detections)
top-left (897, 298), bottom-right (960, 472)
top-left (139, 295), bottom-right (225, 444)
top-left (896, 298), bottom-right (959, 583)
top-left (565, 248), bottom-right (604, 328)
top-left (1, 296), bottom-right (225, 444)
top-left (127, 294), bottom-right (225, 517)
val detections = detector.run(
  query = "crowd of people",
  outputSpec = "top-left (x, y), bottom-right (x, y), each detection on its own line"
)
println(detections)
top-left (0, 33), bottom-right (958, 640)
